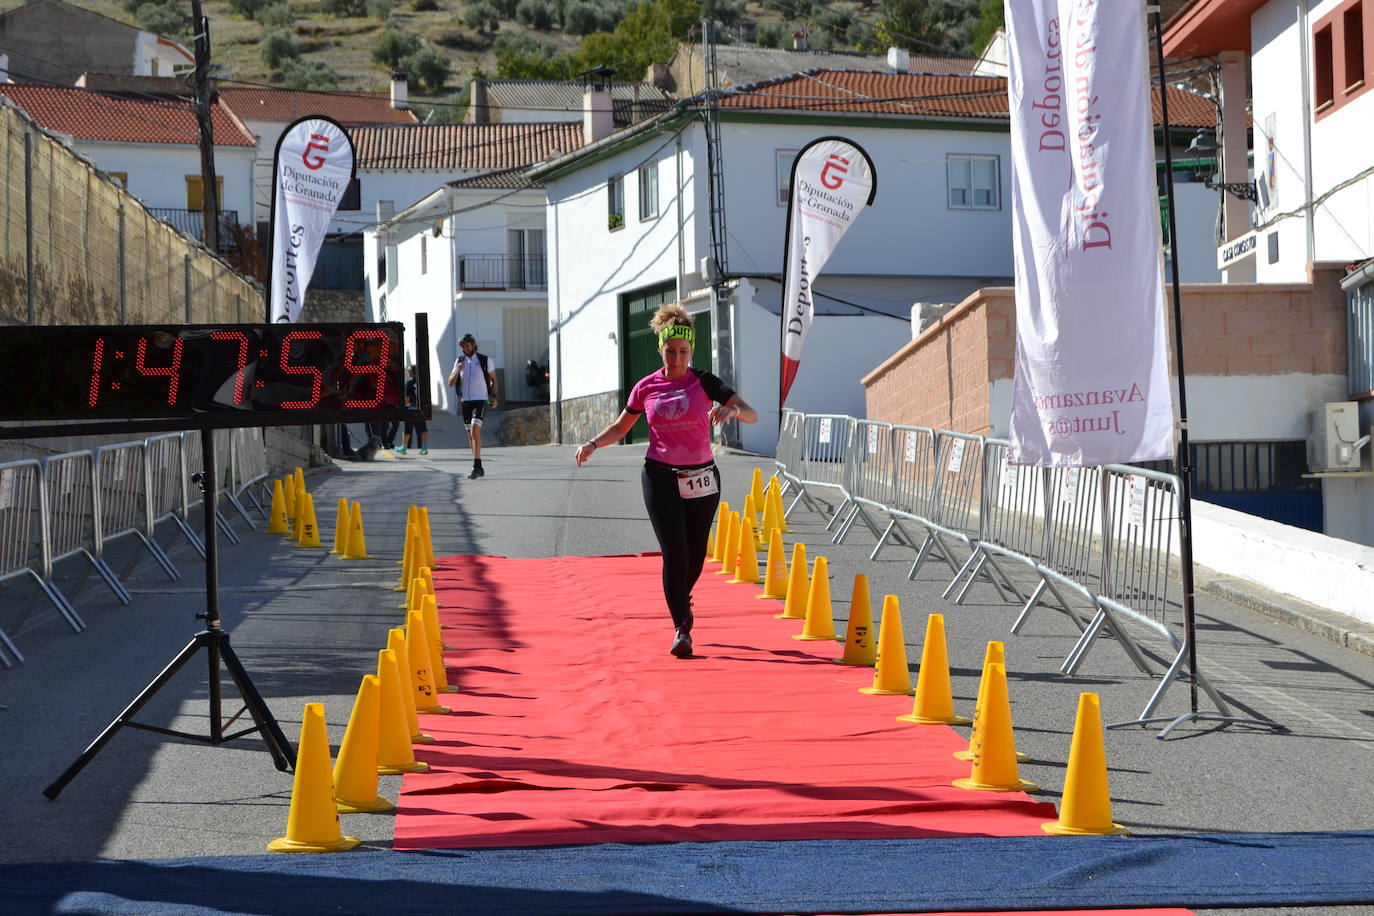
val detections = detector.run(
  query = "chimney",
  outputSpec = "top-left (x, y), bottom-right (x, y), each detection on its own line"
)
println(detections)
top-left (469, 78), bottom-right (489, 124)
top-left (886, 47), bottom-right (910, 72)
top-left (582, 69), bottom-right (613, 145)
top-left (390, 68), bottom-right (409, 110)
top-left (792, 29), bottom-right (808, 50)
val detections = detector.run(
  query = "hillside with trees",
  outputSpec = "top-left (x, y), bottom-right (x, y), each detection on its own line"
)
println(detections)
top-left (12, 0), bottom-right (1001, 120)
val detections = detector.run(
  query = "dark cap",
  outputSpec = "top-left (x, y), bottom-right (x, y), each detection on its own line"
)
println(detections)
top-left (460, 333), bottom-right (476, 344)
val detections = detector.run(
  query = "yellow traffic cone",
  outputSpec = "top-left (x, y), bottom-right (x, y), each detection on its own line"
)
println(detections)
top-left (330, 497), bottom-right (348, 554)
top-left (399, 506), bottom-right (417, 566)
top-left (730, 515), bottom-right (761, 584)
top-left (407, 609), bottom-right (451, 714)
top-left (294, 493), bottom-right (325, 548)
top-left (1042, 693), bottom-right (1128, 835)
top-left (266, 479), bottom-right (289, 535)
top-left (386, 628), bottom-right (432, 744)
top-left (709, 501), bottom-right (730, 564)
top-left (419, 507), bottom-right (437, 569)
top-left (266, 702), bottom-right (360, 853)
top-left (342, 502), bottom-right (370, 559)
top-left (293, 473), bottom-right (307, 543)
top-left (756, 527), bottom-right (789, 600)
top-left (334, 674), bottom-right (395, 814)
top-left (956, 642), bottom-right (1028, 762)
top-left (420, 566), bottom-right (438, 606)
top-left (794, 555), bottom-right (836, 640)
top-left (396, 528), bottom-right (419, 595)
top-left (776, 541), bottom-right (809, 619)
top-left (835, 574), bottom-right (877, 665)
top-left (706, 509), bottom-right (716, 559)
top-left (741, 493), bottom-right (759, 546)
top-left (759, 479), bottom-right (782, 544)
top-left (898, 614), bottom-right (970, 725)
top-left (954, 663), bottom-right (1037, 793)
top-left (860, 596), bottom-right (915, 695)
top-left (717, 512), bottom-right (741, 577)
top-left (749, 467), bottom-right (765, 522)
top-left (281, 476), bottom-right (296, 531)
top-left (376, 648), bottom-right (429, 773)
top-left (397, 513), bottom-right (416, 583)
top-left (422, 593), bottom-right (457, 693)
top-left (769, 476), bottom-right (788, 534)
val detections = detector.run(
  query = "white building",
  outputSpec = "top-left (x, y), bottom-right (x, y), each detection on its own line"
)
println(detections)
top-left (1164, 0), bottom-right (1374, 545)
top-left (531, 69), bottom-right (1217, 456)
top-left (361, 123), bottom-right (585, 411)
top-left (0, 83), bottom-right (254, 246)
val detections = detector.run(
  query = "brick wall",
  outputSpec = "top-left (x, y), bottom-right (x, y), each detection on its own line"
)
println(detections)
top-left (863, 264), bottom-right (1348, 433)
top-left (862, 288), bottom-right (1014, 434)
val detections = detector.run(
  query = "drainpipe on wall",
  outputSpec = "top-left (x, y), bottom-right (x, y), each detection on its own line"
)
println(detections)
top-left (448, 187), bottom-right (459, 415)
top-left (1297, 1), bottom-right (1316, 268)
top-left (551, 196), bottom-right (563, 443)
top-left (1218, 50), bottom-right (1253, 283)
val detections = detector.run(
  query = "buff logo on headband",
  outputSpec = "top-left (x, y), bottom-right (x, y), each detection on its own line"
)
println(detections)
top-left (657, 324), bottom-right (695, 348)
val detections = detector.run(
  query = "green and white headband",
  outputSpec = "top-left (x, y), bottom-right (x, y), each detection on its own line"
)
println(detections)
top-left (657, 324), bottom-right (695, 348)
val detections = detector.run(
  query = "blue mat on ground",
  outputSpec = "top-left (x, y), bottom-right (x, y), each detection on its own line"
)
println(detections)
top-left (4, 831), bottom-right (1373, 915)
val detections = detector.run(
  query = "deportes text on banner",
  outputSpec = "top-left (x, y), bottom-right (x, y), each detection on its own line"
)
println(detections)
top-left (779, 137), bottom-right (876, 409)
top-left (1004, 0), bottom-right (1175, 467)
top-left (269, 117), bottom-right (356, 323)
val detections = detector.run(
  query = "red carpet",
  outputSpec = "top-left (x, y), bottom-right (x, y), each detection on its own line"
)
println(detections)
top-left (394, 554), bottom-right (1060, 850)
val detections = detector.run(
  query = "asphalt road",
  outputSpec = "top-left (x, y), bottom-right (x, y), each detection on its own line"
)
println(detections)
top-left (1, 410), bottom-right (1372, 916)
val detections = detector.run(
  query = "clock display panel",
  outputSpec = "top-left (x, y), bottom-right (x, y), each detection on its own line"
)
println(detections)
top-left (1, 323), bottom-right (412, 426)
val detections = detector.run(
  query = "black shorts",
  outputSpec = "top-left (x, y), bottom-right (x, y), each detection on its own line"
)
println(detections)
top-left (461, 400), bottom-right (487, 427)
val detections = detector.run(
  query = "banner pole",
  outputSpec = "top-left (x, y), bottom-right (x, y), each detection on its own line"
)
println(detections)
top-left (1149, 6), bottom-right (1200, 714)
top-left (1136, 7), bottom-right (1279, 739)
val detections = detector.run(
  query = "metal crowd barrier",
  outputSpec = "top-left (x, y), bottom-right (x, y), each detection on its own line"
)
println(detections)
top-left (0, 429), bottom-right (270, 667)
top-left (786, 414), bottom-right (853, 522)
top-left (0, 459), bottom-right (81, 665)
top-left (775, 412), bottom-right (1220, 723)
top-left (832, 420), bottom-right (896, 546)
top-left (44, 451), bottom-right (132, 607)
top-left (228, 428), bottom-right (270, 525)
top-left (182, 431), bottom-right (240, 545)
top-left (872, 425), bottom-right (937, 562)
top-left (95, 442), bottom-right (179, 583)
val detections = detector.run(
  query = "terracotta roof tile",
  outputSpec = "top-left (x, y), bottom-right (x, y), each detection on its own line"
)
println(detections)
top-left (0, 84), bottom-right (255, 146)
top-left (218, 87), bottom-right (419, 126)
top-left (352, 122), bottom-right (585, 170)
top-left (707, 70), bottom-right (1214, 128)
top-left (471, 79), bottom-right (672, 126)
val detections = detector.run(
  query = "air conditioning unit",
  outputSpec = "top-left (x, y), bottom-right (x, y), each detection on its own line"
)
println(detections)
top-left (1305, 401), bottom-right (1365, 472)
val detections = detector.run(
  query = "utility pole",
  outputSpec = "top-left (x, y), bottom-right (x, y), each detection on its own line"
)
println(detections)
top-left (189, 0), bottom-right (219, 253)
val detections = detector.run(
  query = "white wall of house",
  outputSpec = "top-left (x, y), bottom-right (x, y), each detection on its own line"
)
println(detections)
top-left (1251, 0), bottom-right (1374, 282)
top-left (74, 140), bottom-right (254, 222)
top-left (546, 130), bottom-right (702, 402)
top-left (366, 186), bottom-right (551, 412)
top-left (132, 32), bottom-right (192, 76)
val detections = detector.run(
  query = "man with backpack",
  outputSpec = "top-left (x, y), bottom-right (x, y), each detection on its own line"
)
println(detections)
top-left (447, 333), bottom-right (498, 479)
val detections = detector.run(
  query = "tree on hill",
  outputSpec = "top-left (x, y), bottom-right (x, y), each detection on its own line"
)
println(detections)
top-left (874, 0), bottom-right (979, 55)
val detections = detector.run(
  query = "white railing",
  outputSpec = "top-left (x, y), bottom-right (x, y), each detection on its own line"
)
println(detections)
top-left (776, 411), bottom-right (1224, 725)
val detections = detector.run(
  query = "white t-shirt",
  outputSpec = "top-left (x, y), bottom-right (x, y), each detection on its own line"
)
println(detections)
top-left (452, 353), bottom-right (492, 402)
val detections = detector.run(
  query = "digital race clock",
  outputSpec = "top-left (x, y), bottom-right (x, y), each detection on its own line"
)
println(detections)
top-left (0, 319), bottom-right (429, 439)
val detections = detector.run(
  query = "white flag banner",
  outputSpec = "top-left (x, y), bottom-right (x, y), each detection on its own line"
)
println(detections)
top-left (779, 137), bottom-right (876, 409)
top-left (269, 116), bottom-right (355, 323)
top-left (1005, 0), bottom-right (1176, 467)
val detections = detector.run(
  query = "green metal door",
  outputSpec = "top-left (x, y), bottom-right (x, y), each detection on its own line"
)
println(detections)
top-left (620, 283), bottom-right (712, 444)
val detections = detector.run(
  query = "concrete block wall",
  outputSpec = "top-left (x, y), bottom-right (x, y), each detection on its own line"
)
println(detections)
top-left (552, 391), bottom-right (623, 445)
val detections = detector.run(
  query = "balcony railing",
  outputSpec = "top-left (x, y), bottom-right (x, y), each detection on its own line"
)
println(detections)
top-left (148, 208), bottom-right (240, 253)
top-left (458, 254), bottom-right (547, 291)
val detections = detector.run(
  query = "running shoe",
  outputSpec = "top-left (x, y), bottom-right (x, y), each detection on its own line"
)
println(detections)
top-left (670, 628), bottom-right (693, 658)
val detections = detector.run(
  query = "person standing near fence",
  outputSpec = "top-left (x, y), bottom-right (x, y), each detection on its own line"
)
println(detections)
top-left (447, 334), bottom-right (497, 479)
top-left (397, 365), bottom-right (428, 455)
top-left (574, 304), bottom-right (756, 658)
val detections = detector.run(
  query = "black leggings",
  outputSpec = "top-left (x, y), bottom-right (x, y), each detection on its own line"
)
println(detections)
top-left (641, 462), bottom-right (721, 630)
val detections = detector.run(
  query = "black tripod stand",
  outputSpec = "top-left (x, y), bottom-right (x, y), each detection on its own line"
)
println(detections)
top-left (44, 427), bottom-right (294, 800)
